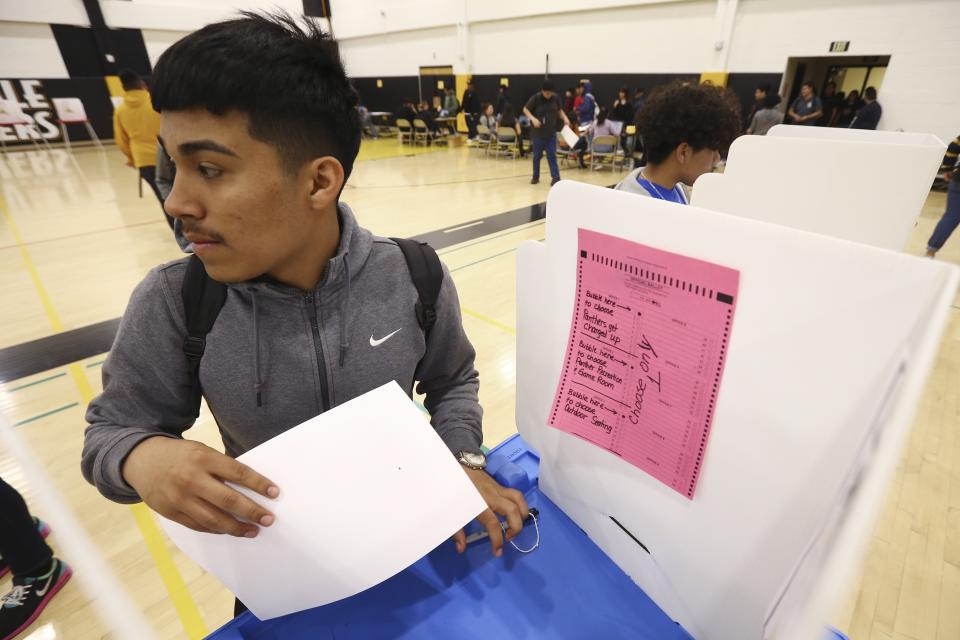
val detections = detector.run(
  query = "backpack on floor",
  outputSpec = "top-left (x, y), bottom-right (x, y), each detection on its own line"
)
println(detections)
top-left (179, 237), bottom-right (443, 416)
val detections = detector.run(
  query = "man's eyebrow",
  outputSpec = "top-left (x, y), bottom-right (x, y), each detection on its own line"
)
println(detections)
top-left (176, 139), bottom-right (240, 158)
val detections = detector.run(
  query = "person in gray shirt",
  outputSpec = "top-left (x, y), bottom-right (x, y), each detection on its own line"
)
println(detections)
top-left (788, 82), bottom-right (823, 126)
top-left (83, 12), bottom-right (528, 575)
top-left (747, 93), bottom-right (784, 136)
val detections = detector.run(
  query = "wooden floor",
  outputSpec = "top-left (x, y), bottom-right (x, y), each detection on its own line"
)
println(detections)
top-left (0, 139), bottom-right (956, 639)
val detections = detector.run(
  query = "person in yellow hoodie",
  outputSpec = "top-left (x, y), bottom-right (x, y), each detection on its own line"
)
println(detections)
top-left (113, 69), bottom-right (171, 227)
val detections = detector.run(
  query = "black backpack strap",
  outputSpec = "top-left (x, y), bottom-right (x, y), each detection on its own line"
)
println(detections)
top-left (390, 237), bottom-right (444, 336)
top-left (181, 254), bottom-right (228, 415)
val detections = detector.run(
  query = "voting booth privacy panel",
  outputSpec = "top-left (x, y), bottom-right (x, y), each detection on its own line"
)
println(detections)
top-left (516, 182), bottom-right (958, 639)
top-left (691, 126), bottom-right (946, 251)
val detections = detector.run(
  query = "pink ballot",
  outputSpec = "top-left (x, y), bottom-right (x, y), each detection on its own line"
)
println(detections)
top-left (549, 228), bottom-right (740, 499)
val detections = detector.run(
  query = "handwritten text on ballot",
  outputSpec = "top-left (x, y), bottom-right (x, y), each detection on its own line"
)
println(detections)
top-left (549, 229), bottom-right (740, 499)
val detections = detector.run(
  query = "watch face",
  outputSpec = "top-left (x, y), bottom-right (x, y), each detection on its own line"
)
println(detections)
top-left (460, 451), bottom-right (486, 468)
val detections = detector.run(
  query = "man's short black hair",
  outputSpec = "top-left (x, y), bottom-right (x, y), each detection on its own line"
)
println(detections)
top-left (636, 82), bottom-right (741, 165)
top-left (801, 81), bottom-right (816, 91)
top-left (756, 83), bottom-right (771, 93)
top-left (119, 69), bottom-right (143, 91)
top-left (152, 11), bottom-right (361, 180)
top-left (864, 86), bottom-right (877, 100)
top-left (541, 79), bottom-right (555, 92)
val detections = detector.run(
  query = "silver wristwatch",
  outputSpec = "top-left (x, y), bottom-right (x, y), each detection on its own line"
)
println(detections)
top-left (456, 450), bottom-right (487, 470)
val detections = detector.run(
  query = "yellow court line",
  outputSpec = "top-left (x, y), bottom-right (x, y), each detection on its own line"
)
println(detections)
top-left (0, 197), bottom-right (208, 638)
top-left (461, 307), bottom-right (516, 335)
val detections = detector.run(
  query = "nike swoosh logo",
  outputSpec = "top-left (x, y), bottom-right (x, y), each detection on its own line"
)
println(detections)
top-left (370, 329), bottom-right (402, 347)
top-left (34, 566), bottom-right (56, 597)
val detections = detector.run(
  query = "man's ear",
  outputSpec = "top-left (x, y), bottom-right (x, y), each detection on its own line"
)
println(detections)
top-left (303, 156), bottom-right (345, 210)
top-left (675, 142), bottom-right (692, 165)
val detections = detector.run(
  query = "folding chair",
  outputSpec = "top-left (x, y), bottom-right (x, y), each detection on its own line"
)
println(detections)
top-left (557, 131), bottom-right (586, 168)
top-left (589, 134), bottom-right (620, 171)
top-left (395, 118), bottom-right (413, 145)
top-left (492, 128), bottom-right (519, 160)
top-left (476, 124), bottom-right (493, 155)
top-left (412, 118), bottom-right (430, 146)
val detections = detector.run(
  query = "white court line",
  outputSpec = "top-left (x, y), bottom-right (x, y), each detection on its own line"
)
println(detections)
top-left (443, 220), bottom-right (485, 233)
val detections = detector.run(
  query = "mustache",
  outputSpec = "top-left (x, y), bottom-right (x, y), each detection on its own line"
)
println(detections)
top-left (181, 224), bottom-right (225, 242)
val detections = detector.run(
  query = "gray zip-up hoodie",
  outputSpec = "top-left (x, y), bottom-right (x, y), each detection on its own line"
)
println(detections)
top-left (82, 204), bottom-right (482, 503)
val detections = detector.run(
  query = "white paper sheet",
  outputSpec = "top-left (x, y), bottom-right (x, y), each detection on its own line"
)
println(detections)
top-left (560, 125), bottom-right (579, 148)
top-left (157, 381), bottom-right (487, 620)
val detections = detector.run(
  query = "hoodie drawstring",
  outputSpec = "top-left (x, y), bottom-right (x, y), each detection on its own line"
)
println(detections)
top-left (339, 257), bottom-right (352, 366)
top-left (250, 288), bottom-right (263, 407)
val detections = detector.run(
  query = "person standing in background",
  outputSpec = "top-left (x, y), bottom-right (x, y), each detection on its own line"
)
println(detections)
top-left (850, 86), bottom-right (882, 130)
top-left (925, 133), bottom-right (960, 257)
top-left (563, 88), bottom-right (575, 114)
top-left (611, 87), bottom-right (633, 126)
top-left (442, 88), bottom-right (459, 117)
top-left (787, 82), bottom-right (823, 126)
top-left (835, 89), bottom-right (862, 127)
top-left (0, 478), bottom-right (71, 640)
top-left (818, 81), bottom-right (841, 126)
top-left (113, 69), bottom-right (164, 205)
top-left (523, 80), bottom-right (571, 185)
top-left (577, 81), bottom-right (597, 129)
top-left (744, 83), bottom-right (770, 130)
top-left (572, 85), bottom-right (584, 118)
top-left (746, 93), bottom-right (784, 135)
top-left (495, 85), bottom-right (510, 116)
top-left (633, 88), bottom-right (647, 115)
top-left (611, 87), bottom-right (634, 158)
top-left (462, 80), bottom-right (481, 141)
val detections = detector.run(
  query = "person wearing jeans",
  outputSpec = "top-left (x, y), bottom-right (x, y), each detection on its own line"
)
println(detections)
top-left (0, 478), bottom-right (72, 639)
top-left (531, 135), bottom-right (560, 184)
top-left (926, 134), bottom-right (960, 257)
top-left (926, 178), bottom-right (960, 256)
top-left (523, 79), bottom-right (570, 185)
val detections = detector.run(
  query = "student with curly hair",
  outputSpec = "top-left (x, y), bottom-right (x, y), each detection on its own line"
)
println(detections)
top-left (616, 82), bottom-right (741, 203)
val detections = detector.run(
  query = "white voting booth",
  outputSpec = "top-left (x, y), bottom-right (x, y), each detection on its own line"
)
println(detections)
top-left (51, 97), bottom-right (103, 151)
top-left (691, 125), bottom-right (946, 251)
top-left (0, 99), bottom-right (54, 153)
top-left (516, 181), bottom-right (958, 639)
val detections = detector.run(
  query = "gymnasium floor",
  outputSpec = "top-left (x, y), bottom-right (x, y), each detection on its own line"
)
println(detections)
top-left (0, 139), bottom-right (957, 639)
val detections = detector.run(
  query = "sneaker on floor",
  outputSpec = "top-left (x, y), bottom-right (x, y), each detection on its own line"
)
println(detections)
top-left (0, 559), bottom-right (71, 640)
top-left (530, 177), bottom-right (539, 184)
top-left (550, 177), bottom-right (561, 186)
top-left (0, 520), bottom-right (51, 581)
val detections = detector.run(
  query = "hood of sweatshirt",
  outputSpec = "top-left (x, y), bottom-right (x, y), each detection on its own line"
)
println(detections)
top-left (122, 89), bottom-right (150, 108)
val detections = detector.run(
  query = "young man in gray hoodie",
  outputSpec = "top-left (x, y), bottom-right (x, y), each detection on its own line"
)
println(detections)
top-left (82, 11), bottom-right (528, 595)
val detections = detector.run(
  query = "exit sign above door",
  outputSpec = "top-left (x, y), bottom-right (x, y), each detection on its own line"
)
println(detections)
top-left (830, 41), bottom-right (850, 52)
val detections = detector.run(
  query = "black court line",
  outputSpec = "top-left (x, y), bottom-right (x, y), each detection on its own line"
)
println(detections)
top-left (0, 319), bottom-right (120, 384)
top-left (410, 201), bottom-right (546, 250)
top-left (0, 200), bottom-right (549, 384)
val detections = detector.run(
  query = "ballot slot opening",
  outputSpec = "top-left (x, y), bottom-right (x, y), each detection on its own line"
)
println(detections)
top-left (609, 515), bottom-right (651, 555)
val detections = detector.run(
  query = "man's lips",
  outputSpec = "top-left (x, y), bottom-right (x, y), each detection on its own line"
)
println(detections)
top-left (184, 234), bottom-right (221, 245)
